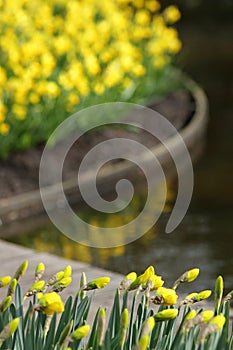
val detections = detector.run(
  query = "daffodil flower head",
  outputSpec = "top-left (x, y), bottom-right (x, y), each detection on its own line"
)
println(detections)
top-left (129, 266), bottom-right (154, 290)
top-left (120, 272), bottom-right (137, 290)
top-left (154, 308), bottom-right (178, 321)
top-left (152, 287), bottom-right (178, 306)
top-left (85, 277), bottom-right (110, 290)
top-left (210, 313), bottom-right (226, 330)
top-left (38, 292), bottom-right (64, 315)
top-left (71, 325), bottom-right (90, 340)
top-left (0, 276), bottom-right (11, 288)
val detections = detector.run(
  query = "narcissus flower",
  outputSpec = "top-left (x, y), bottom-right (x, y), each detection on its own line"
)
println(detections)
top-left (0, 296), bottom-right (12, 313)
top-left (129, 266), bottom-right (154, 290)
top-left (14, 260), bottom-right (28, 281)
top-left (173, 268), bottom-right (199, 290)
top-left (26, 280), bottom-right (45, 296)
top-left (35, 262), bottom-right (45, 281)
top-left (71, 325), bottom-right (90, 340)
top-left (38, 292), bottom-right (64, 315)
top-left (120, 272), bottom-right (137, 290)
top-left (210, 313), bottom-right (226, 330)
top-left (152, 287), bottom-right (178, 306)
top-left (154, 308), bottom-right (178, 321)
top-left (84, 277), bottom-right (110, 290)
top-left (184, 309), bottom-right (197, 321)
top-left (148, 274), bottom-right (164, 291)
top-left (0, 276), bottom-right (11, 288)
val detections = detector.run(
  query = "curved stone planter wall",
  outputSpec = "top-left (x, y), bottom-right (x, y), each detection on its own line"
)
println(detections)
top-left (0, 76), bottom-right (208, 226)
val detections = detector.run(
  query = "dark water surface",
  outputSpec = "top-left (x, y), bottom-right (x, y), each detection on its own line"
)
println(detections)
top-left (3, 3), bottom-right (233, 293)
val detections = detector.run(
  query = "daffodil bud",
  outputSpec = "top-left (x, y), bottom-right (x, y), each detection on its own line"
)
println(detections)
top-left (119, 272), bottom-right (137, 290)
top-left (14, 260), bottom-right (28, 281)
top-left (198, 313), bottom-right (226, 343)
top-left (136, 335), bottom-right (150, 350)
top-left (0, 318), bottom-right (19, 347)
top-left (141, 316), bottom-right (155, 338)
top-left (35, 262), bottom-right (45, 282)
top-left (46, 271), bottom-right (64, 287)
top-left (154, 308), bottom-right (178, 321)
top-left (97, 308), bottom-right (106, 346)
top-left (84, 277), bottom-right (110, 290)
top-left (214, 275), bottom-right (223, 315)
top-left (184, 309), bottom-right (197, 321)
top-left (120, 308), bottom-right (129, 348)
top-left (173, 268), bottom-right (199, 290)
top-left (200, 310), bottom-right (214, 323)
top-left (53, 277), bottom-right (72, 292)
top-left (0, 276), bottom-right (11, 288)
top-left (58, 320), bottom-right (73, 346)
top-left (210, 313), bottom-right (226, 330)
top-left (25, 280), bottom-right (45, 297)
top-left (0, 296), bottom-right (12, 313)
top-left (182, 310), bottom-right (214, 333)
top-left (7, 278), bottom-right (17, 297)
top-left (71, 325), bottom-right (90, 340)
top-left (63, 265), bottom-right (72, 278)
top-left (79, 272), bottom-right (87, 300)
top-left (197, 290), bottom-right (212, 301)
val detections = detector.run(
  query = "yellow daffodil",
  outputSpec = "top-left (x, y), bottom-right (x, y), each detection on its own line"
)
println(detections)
top-left (38, 292), bottom-right (64, 315)
top-left (0, 276), bottom-right (11, 288)
top-left (152, 287), bottom-right (178, 306)
top-left (85, 277), bottom-right (110, 290)
top-left (71, 325), bottom-right (90, 340)
top-left (154, 308), bottom-right (178, 321)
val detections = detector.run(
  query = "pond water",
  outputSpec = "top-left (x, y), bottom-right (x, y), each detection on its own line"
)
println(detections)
top-left (2, 4), bottom-right (233, 293)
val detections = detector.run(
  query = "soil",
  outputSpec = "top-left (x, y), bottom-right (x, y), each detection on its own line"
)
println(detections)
top-left (0, 91), bottom-right (195, 199)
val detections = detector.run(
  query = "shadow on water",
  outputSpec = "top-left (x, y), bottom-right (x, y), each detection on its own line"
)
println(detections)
top-left (2, 1), bottom-right (233, 292)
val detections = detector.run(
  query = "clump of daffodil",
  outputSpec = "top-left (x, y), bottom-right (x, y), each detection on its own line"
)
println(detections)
top-left (182, 310), bottom-right (214, 333)
top-left (180, 290), bottom-right (212, 306)
top-left (37, 292), bottom-right (64, 315)
top-left (198, 313), bottom-right (226, 344)
top-left (83, 277), bottom-right (111, 291)
top-left (151, 286), bottom-right (178, 306)
top-left (172, 268), bottom-right (200, 290)
top-left (0, 0), bottom-right (182, 157)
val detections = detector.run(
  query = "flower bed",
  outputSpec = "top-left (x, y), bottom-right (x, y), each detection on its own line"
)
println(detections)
top-left (0, 262), bottom-right (232, 349)
top-left (0, 0), bottom-right (182, 158)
